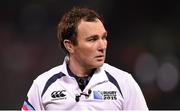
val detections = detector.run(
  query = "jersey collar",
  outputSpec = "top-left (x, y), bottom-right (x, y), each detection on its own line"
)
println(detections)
top-left (61, 56), bottom-right (109, 89)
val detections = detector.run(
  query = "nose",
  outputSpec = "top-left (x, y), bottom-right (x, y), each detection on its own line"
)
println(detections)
top-left (98, 39), bottom-right (107, 52)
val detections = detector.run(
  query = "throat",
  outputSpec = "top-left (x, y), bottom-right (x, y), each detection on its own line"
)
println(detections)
top-left (68, 58), bottom-right (93, 77)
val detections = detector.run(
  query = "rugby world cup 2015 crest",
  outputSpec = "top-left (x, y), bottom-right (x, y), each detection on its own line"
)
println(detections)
top-left (93, 91), bottom-right (117, 100)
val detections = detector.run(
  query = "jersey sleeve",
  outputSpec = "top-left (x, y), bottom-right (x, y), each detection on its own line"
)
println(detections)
top-left (123, 74), bottom-right (149, 110)
top-left (21, 80), bottom-right (44, 110)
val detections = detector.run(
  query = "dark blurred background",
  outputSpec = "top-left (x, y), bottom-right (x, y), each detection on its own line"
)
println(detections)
top-left (0, 0), bottom-right (180, 109)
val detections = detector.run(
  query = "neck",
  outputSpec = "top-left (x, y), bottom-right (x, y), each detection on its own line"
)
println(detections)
top-left (68, 57), bottom-right (92, 77)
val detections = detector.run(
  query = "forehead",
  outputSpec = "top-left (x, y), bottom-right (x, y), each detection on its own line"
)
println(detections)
top-left (77, 19), bottom-right (106, 37)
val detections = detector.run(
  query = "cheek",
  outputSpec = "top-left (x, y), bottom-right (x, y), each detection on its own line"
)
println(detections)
top-left (82, 47), bottom-right (94, 55)
top-left (77, 46), bottom-right (95, 56)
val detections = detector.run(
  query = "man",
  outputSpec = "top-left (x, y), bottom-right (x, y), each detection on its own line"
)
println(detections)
top-left (22, 7), bottom-right (148, 110)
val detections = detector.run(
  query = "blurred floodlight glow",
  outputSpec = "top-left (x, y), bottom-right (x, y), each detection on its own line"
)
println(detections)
top-left (134, 52), bottom-right (158, 83)
top-left (157, 63), bottom-right (179, 92)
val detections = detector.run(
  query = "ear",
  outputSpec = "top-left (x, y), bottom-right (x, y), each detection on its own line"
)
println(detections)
top-left (63, 39), bottom-right (74, 53)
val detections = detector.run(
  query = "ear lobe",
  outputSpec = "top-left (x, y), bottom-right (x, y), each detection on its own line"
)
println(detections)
top-left (63, 40), bottom-right (74, 53)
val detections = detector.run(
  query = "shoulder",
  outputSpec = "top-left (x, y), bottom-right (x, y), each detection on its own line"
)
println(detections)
top-left (102, 63), bottom-right (144, 99)
top-left (102, 63), bottom-right (137, 90)
top-left (26, 65), bottom-right (64, 99)
top-left (33, 65), bottom-right (63, 86)
top-left (103, 63), bottom-right (132, 79)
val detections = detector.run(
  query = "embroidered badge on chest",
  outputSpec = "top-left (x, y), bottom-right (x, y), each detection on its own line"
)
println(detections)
top-left (93, 91), bottom-right (117, 100)
top-left (51, 90), bottom-right (67, 100)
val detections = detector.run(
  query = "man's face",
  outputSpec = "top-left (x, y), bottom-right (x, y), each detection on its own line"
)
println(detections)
top-left (71, 19), bottom-right (107, 69)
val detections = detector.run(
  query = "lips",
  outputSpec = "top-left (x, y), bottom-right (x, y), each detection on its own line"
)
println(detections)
top-left (96, 55), bottom-right (104, 58)
top-left (95, 55), bottom-right (105, 60)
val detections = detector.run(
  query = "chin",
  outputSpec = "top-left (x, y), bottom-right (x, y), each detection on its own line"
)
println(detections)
top-left (93, 62), bottom-right (104, 68)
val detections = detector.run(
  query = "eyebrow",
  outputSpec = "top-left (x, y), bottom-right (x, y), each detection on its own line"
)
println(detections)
top-left (87, 31), bottom-right (108, 39)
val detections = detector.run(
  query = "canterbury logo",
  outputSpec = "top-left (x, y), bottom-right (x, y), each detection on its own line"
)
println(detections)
top-left (51, 90), bottom-right (66, 99)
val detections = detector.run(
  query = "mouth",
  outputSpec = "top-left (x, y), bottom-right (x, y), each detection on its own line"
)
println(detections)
top-left (95, 55), bottom-right (105, 60)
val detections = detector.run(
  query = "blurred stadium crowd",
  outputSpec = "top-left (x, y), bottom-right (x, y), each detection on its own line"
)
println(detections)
top-left (0, 0), bottom-right (180, 109)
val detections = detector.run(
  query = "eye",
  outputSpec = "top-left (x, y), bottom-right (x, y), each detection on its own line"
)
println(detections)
top-left (87, 36), bottom-right (98, 42)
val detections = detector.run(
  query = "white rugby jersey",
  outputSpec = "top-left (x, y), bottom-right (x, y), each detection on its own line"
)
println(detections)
top-left (22, 56), bottom-right (148, 111)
